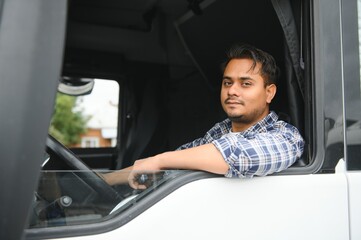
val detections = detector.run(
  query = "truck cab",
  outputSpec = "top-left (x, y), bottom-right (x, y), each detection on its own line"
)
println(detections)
top-left (0, 0), bottom-right (360, 239)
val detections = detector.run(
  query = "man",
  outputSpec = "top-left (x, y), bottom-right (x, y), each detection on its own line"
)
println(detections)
top-left (104, 43), bottom-right (304, 189)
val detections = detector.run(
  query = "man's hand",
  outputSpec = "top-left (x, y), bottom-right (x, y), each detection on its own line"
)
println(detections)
top-left (128, 144), bottom-right (228, 189)
top-left (128, 156), bottom-right (161, 189)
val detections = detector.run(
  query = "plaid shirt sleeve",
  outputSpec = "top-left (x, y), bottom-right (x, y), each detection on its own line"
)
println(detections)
top-left (175, 120), bottom-right (230, 150)
top-left (212, 122), bottom-right (305, 178)
top-left (176, 137), bottom-right (207, 150)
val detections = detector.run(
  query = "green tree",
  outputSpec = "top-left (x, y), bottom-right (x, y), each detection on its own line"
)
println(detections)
top-left (49, 93), bottom-right (89, 146)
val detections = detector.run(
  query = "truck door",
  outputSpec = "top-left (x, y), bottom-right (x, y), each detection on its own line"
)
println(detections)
top-left (342, 0), bottom-right (361, 239)
top-left (0, 1), bottom-right (67, 239)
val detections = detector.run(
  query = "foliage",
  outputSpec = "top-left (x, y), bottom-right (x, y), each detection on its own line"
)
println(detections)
top-left (49, 93), bottom-right (89, 146)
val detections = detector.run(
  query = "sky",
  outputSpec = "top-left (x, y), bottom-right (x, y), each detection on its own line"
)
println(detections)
top-left (77, 79), bottom-right (119, 129)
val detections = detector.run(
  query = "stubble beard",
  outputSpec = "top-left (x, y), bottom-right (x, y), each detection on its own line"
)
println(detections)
top-left (226, 107), bottom-right (267, 125)
top-left (228, 114), bottom-right (245, 123)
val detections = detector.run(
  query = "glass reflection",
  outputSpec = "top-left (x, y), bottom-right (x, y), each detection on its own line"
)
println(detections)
top-left (29, 170), bottom-right (180, 228)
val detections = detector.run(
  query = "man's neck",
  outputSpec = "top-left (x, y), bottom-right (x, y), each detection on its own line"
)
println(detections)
top-left (231, 110), bottom-right (270, 132)
top-left (231, 122), bottom-right (253, 133)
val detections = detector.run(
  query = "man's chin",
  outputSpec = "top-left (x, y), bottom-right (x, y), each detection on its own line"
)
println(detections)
top-left (228, 115), bottom-right (244, 123)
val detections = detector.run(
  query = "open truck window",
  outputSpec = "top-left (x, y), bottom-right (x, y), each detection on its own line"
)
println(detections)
top-left (23, 0), bottom-right (338, 239)
top-left (26, 0), bottom-right (311, 237)
top-left (50, 79), bottom-right (119, 149)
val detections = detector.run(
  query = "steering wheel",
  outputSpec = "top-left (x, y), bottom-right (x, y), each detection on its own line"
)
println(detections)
top-left (45, 135), bottom-right (123, 203)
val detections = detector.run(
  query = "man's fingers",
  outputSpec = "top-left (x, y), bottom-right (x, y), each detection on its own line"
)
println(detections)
top-left (128, 172), bottom-right (147, 190)
top-left (128, 172), bottom-right (138, 189)
top-left (136, 184), bottom-right (147, 190)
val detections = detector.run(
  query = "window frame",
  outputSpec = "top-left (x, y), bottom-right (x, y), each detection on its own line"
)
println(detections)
top-left (342, 0), bottom-right (361, 171)
top-left (81, 137), bottom-right (100, 148)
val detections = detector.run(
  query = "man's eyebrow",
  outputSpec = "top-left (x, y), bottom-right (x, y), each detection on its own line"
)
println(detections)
top-left (239, 76), bottom-right (255, 81)
top-left (222, 76), bottom-right (255, 81)
top-left (222, 76), bottom-right (232, 81)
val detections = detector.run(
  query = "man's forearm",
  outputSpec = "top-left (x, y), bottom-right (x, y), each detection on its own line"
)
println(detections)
top-left (157, 143), bottom-right (228, 175)
top-left (126, 143), bottom-right (228, 189)
top-left (103, 166), bottom-right (133, 185)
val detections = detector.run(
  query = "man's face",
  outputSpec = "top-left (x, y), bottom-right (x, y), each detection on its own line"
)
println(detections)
top-left (221, 58), bottom-right (276, 128)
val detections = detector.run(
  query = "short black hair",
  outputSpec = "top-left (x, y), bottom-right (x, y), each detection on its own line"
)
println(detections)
top-left (221, 43), bottom-right (280, 86)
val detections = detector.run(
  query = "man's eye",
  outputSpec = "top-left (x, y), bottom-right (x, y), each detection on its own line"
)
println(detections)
top-left (223, 81), bottom-right (232, 86)
top-left (242, 82), bottom-right (252, 87)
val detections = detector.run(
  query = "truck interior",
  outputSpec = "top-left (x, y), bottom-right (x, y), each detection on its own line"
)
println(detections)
top-left (29, 0), bottom-right (344, 236)
top-left (50, 0), bottom-right (311, 172)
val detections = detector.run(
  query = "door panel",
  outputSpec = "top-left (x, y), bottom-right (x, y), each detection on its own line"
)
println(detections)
top-left (53, 174), bottom-right (349, 240)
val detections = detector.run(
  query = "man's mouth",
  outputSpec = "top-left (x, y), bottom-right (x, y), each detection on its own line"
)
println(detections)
top-left (225, 98), bottom-right (244, 105)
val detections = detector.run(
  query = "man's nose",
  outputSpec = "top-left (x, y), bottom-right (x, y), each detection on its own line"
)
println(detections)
top-left (228, 83), bottom-right (240, 96)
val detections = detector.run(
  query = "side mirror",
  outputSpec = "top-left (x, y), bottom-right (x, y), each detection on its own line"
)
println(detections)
top-left (58, 77), bottom-right (94, 96)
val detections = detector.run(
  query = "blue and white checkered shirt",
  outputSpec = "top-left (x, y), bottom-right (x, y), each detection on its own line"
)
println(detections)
top-left (176, 111), bottom-right (305, 178)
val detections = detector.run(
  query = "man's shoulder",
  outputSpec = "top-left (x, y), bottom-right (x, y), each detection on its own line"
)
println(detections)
top-left (260, 112), bottom-right (302, 136)
top-left (271, 119), bottom-right (304, 144)
top-left (267, 112), bottom-right (295, 129)
top-left (205, 118), bottom-right (232, 138)
top-left (273, 118), bottom-right (299, 131)
top-left (211, 118), bottom-right (232, 131)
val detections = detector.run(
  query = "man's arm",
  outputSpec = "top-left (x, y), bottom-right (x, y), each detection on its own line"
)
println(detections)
top-left (102, 166), bottom-right (133, 186)
top-left (212, 128), bottom-right (305, 178)
top-left (102, 142), bottom-right (227, 187)
top-left (129, 143), bottom-right (229, 189)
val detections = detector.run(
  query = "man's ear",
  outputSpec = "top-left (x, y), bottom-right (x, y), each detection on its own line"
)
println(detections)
top-left (266, 84), bottom-right (277, 104)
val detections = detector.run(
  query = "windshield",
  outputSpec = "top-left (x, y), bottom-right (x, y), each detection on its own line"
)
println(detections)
top-left (29, 169), bottom-right (183, 228)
